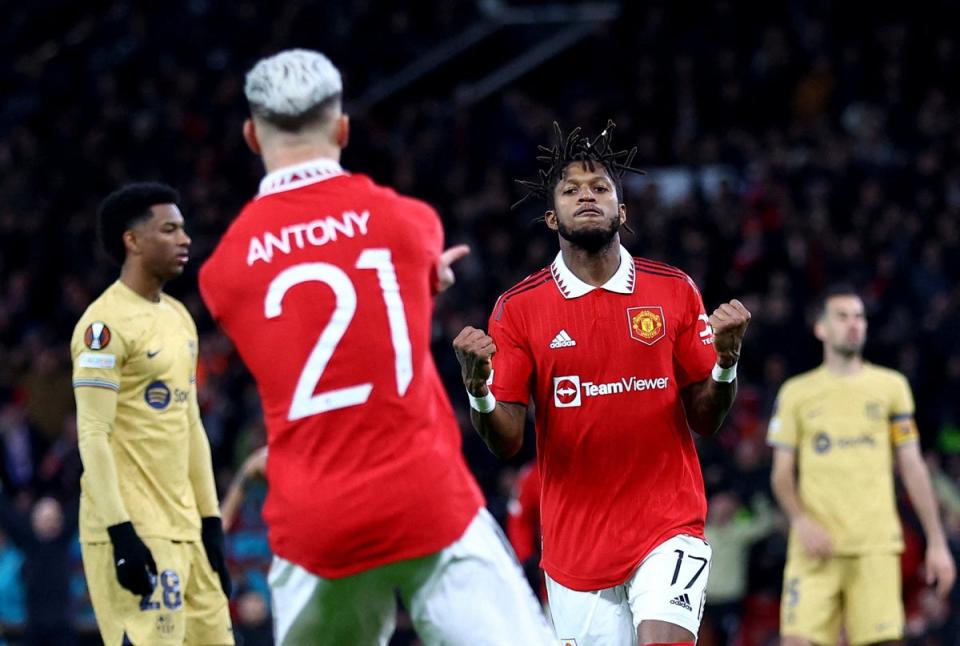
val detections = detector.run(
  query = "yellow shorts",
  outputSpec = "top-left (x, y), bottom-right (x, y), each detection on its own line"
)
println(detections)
top-left (780, 551), bottom-right (903, 646)
top-left (82, 537), bottom-right (234, 645)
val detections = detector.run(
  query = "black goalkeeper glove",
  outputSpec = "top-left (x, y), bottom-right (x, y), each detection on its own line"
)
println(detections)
top-left (201, 516), bottom-right (232, 598)
top-left (107, 521), bottom-right (157, 596)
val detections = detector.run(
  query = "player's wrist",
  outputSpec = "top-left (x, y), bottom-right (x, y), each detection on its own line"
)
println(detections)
top-left (106, 521), bottom-right (138, 544)
top-left (466, 388), bottom-right (497, 414)
top-left (711, 361), bottom-right (738, 383)
top-left (715, 352), bottom-right (739, 369)
top-left (464, 380), bottom-right (489, 397)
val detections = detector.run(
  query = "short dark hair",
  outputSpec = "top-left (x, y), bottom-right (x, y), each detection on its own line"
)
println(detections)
top-left (817, 282), bottom-right (861, 318)
top-left (513, 120), bottom-right (645, 210)
top-left (97, 182), bottom-right (180, 265)
top-left (249, 93), bottom-right (342, 133)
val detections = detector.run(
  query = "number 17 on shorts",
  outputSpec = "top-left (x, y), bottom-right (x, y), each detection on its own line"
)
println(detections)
top-left (628, 534), bottom-right (711, 634)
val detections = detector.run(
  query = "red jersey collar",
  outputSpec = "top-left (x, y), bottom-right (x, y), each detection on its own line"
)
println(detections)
top-left (551, 245), bottom-right (636, 299)
top-left (257, 158), bottom-right (346, 198)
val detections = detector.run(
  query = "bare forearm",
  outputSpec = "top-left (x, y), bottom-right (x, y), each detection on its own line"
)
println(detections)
top-left (471, 404), bottom-right (524, 459)
top-left (902, 460), bottom-right (949, 546)
top-left (771, 468), bottom-right (805, 523)
top-left (682, 378), bottom-right (737, 437)
top-left (188, 397), bottom-right (220, 517)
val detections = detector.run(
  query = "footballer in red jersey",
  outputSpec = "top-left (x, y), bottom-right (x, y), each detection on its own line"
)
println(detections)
top-left (454, 122), bottom-right (751, 646)
top-left (200, 49), bottom-right (553, 645)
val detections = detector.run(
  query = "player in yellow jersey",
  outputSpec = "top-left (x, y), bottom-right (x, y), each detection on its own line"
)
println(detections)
top-left (71, 183), bottom-right (234, 645)
top-left (768, 284), bottom-right (955, 646)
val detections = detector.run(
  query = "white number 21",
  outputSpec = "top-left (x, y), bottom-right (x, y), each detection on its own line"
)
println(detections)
top-left (264, 249), bottom-right (413, 421)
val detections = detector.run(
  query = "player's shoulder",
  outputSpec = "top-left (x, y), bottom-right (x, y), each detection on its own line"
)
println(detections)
top-left (631, 255), bottom-right (690, 282)
top-left (777, 367), bottom-right (825, 399)
top-left (71, 283), bottom-right (138, 351)
top-left (631, 255), bottom-right (701, 295)
top-left (75, 282), bottom-right (131, 324)
top-left (160, 293), bottom-right (197, 332)
top-left (862, 363), bottom-right (910, 388)
top-left (493, 266), bottom-right (554, 314)
top-left (362, 175), bottom-right (439, 219)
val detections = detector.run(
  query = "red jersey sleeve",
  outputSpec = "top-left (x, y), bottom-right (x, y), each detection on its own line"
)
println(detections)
top-left (487, 297), bottom-right (533, 405)
top-left (672, 276), bottom-right (716, 388)
top-left (198, 255), bottom-right (221, 322)
top-left (423, 204), bottom-right (444, 296)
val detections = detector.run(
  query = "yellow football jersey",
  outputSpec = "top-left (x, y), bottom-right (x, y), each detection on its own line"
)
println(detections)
top-left (767, 363), bottom-right (917, 555)
top-left (71, 281), bottom-right (203, 543)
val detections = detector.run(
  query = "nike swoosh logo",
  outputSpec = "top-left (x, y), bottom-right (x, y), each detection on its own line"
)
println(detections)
top-left (146, 349), bottom-right (161, 359)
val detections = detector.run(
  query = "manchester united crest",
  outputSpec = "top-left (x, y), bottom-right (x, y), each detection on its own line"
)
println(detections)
top-left (627, 306), bottom-right (665, 345)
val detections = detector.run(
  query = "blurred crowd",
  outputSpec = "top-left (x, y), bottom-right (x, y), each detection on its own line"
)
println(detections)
top-left (2, 1), bottom-right (960, 644)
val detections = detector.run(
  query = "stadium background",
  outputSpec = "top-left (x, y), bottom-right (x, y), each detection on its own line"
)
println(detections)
top-left (2, 1), bottom-right (960, 643)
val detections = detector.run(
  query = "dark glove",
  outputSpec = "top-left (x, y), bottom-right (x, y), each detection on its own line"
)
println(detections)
top-left (201, 516), bottom-right (232, 598)
top-left (107, 521), bottom-right (157, 596)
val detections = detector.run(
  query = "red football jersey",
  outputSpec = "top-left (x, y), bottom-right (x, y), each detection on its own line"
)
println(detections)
top-left (199, 158), bottom-right (482, 578)
top-left (488, 245), bottom-right (717, 590)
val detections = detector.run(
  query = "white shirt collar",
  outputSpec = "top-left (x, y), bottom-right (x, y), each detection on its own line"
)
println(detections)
top-left (257, 157), bottom-right (346, 198)
top-left (551, 245), bottom-right (636, 299)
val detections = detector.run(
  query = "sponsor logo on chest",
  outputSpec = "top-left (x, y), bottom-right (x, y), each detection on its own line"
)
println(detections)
top-left (553, 374), bottom-right (670, 407)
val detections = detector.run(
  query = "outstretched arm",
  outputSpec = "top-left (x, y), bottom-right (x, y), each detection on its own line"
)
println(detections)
top-left (681, 299), bottom-right (750, 436)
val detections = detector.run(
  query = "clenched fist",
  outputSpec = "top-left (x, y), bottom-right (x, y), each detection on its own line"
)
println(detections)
top-left (709, 299), bottom-right (751, 367)
top-left (453, 327), bottom-right (497, 396)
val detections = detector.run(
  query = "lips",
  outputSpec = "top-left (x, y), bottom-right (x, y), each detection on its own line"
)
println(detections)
top-left (575, 207), bottom-right (603, 217)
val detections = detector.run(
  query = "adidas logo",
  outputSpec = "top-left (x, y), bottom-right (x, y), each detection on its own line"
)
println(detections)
top-left (669, 593), bottom-right (693, 611)
top-left (550, 329), bottom-right (577, 349)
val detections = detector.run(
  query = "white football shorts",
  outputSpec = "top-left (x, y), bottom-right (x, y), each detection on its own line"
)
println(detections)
top-left (546, 534), bottom-right (711, 645)
top-left (268, 508), bottom-right (555, 645)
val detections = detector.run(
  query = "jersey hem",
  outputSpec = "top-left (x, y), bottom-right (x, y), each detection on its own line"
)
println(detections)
top-left (81, 528), bottom-right (200, 543)
top-left (271, 504), bottom-right (483, 579)
top-left (543, 527), bottom-right (705, 591)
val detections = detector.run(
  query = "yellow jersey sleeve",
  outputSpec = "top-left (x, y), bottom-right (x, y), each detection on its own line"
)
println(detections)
top-left (71, 316), bottom-right (130, 392)
top-left (889, 373), bottom-right (918, 447)
top-left (171, 298), bottom-right (221, 518)
top-left (767, 381), bottom-right (799, 449)
top-left (71, 315), bottom-right (132, 527)
top-left (187, 374), bottom-right (220, 518)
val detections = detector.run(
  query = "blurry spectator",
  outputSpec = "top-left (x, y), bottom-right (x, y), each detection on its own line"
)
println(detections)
top-left (0, 494), bottom-right (78, 645)
top-left (0, 530), bottom-right (25, 632)
top-left (233, 589), bottom-right (272, 646)
top-left (703, 491), bottom-right (779, 646)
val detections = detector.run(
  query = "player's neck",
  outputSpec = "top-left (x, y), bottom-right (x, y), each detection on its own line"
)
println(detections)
top-left (261, 141), bottom-right (341, 174)
top-left (558, 237), bottom-right (621, 287)
top-left (822, 351), bottom-right (863, 376)
top-left (119, 265), bottom-right (164, 303)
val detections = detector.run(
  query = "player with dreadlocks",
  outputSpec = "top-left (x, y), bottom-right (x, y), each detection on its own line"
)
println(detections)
top-left (454, 121), bottom-right (751, 645)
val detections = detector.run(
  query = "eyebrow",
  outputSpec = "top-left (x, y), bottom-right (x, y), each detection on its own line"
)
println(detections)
top-left (561, 175), bottom-right (612, 185)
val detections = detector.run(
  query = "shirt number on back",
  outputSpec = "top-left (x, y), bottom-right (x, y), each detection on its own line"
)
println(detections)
top-left (264, 249), bottom-right (413, 420)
